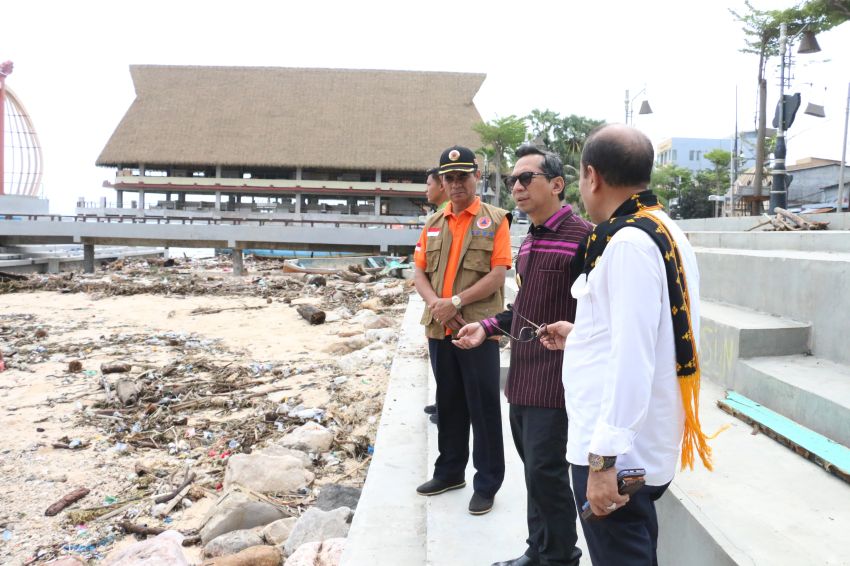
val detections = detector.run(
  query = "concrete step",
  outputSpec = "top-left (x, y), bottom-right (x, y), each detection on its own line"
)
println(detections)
top-left (687, 230), bottom-right (850, 254)
top-left (735, 355), bottom-right (850, 447)
top-left (657, 378), bottom-right (850, 566)
top-left (694, 247), bottom-right (850, 366)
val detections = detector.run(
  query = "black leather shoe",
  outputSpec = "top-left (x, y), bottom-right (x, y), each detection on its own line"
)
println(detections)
top-left (468, 492), bottom-right (494, 515)
top-left (429, 413), bottom-right (439, 424)
top-left (424, 404), bottom-right (437, 414)
top-left (491, 555), bottom-right (538, 566)
top-left (567, 546), bottom-right (582, 566)
top-left (416, 478), bottom-right (465, 496)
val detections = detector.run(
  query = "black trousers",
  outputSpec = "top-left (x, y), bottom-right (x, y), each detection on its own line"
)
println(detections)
top-left (572, 465), bottom-right (670, 566)
top-left (428, 336), bottom-right (504, 498)
top-left (510, 404), bottom-right (580, 566)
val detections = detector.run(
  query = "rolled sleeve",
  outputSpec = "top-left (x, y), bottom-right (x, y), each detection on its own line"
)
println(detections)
top-left (413, 228), bottom-right (428, 270)
top-left (588, 239), bottom-right (662, 457)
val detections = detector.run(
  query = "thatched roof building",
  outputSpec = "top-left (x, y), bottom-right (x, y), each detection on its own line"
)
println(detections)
top-left (96, 65), bottom-right (485, 172)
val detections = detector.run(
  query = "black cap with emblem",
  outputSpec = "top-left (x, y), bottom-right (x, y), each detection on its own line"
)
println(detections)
top-left (438, 145), bottom-right (478, 175)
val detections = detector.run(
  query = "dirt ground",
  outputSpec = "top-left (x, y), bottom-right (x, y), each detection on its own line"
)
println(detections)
top-left (0, 259), bottom-right (408, 564)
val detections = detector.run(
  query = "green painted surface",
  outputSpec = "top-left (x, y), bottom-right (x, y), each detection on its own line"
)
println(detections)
top-left (721, 390), bottom-right (850, 473)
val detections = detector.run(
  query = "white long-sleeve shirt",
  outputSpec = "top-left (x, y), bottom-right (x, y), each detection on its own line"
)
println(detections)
top-left (561, 210), bottom-right (700, 486)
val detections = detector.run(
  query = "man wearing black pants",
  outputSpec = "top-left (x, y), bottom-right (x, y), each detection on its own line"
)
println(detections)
top-left (455, 145), bottom-right (592, 565)
top-left (413, 145), bottom-right (512, 515)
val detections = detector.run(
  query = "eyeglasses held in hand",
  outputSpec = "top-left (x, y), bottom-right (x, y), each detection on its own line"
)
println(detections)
top-left (494, 308), bottom-right (547, 343)
top-left (504, 171), bottom-right (551, 188)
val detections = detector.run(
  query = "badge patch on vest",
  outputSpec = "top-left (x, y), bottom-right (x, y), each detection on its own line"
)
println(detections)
top-left (427, 228), bottom-right (441, 237)
top-left (476, 217), bottom-right (493, 229)
top-left (471, 230), bottom-right (495, 237)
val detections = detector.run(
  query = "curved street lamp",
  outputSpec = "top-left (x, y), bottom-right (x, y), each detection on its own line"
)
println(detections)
top-left (625, 87), bottom-right (653, 125)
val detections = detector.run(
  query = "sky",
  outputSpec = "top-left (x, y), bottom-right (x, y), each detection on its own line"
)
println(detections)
top-left (3, 0), bottom-right (849, 213)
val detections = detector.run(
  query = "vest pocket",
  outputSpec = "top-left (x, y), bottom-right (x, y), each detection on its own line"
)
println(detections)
top-left (463, 237), bottom-right (494, 273)
top-left (425, 240), bottom-right (442, 273)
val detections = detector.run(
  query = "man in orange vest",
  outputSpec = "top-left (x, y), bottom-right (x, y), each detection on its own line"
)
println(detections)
top-left (413, 145), bottom-right (512, 515)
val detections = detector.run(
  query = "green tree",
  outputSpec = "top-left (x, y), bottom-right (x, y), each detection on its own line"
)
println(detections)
top-left (650, 165), bottom-right (693, 218)
top-left (704, 149), bottom-right (732, 196)
top-left (731, 0), bottom-right (849, 215)
top-left (473, 116), bottom-right (528, 208)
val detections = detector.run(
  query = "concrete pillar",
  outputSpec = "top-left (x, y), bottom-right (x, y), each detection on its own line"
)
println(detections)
top-left (295, 192), bottom-right (302, 213)
top-left (177, 192), bottom-right (186, 207)
top-left (215, 191), bottom-right (221, 210)
top-left (295, 167), bottom-right (302, 181)
top-left (83, 244), bottom-right (95, 274)
top-left (165, 192), bottom-right (172, 202)
top-left (231, 248), bottom-right (244, 276)
top-left (116, 190), bottom-right (123, 209)
top-left (348, 197), bottom-right (355, 215)
top-left (139, 163), bottom-right (146, 177)
top-left (375, 195), bottom-right (382, 216)
top-left (376, 169), bottom-right (382, 183)
top-left (47, 258), bottom-right (60, 274)
top-left (138, 190), bottom-right (145, 211)
top-left (215, 164), bottom-right (222, 178)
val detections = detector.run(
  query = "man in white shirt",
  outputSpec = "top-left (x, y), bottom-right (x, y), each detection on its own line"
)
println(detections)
top-left (540, 124), bottom-right (712, 565)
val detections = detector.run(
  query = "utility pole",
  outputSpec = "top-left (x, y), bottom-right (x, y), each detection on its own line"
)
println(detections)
top-left (770, 23), bottom-right (788, 214)
top-left (837, 82), bottom-right (849, 214)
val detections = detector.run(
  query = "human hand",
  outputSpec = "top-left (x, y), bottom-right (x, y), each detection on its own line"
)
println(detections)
top-left (429, 298), bottom-right (458, 326)
top-left (539, 321), bottom-right (574, 350)
top-left (586, 467), bottom-right (629, 517)
top-left (445, 314), bottom-right (467, 332)
top-left (452, 322), bottom-right (485, 349)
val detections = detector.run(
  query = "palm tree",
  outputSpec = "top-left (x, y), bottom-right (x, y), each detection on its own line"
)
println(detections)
top-left (473, 116), bottom-right (527, 207)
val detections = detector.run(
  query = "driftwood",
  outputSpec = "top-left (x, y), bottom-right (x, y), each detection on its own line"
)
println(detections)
top-left (45, 487), bottom-right (90, 516)
top-left (117, 521), bottom-right (201, 546)
top-left (297, 304), bottom-right (326, 325)
top-left (776, 207), bottom-right (811, 229)
top-left (101, 362), bottom-right (132, 374)
top-left (154, 472), bottom-right (196, 504)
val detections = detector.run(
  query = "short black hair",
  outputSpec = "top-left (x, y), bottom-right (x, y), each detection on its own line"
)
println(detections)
top-left (425, 167), bottom-right (439, 182)
top-left (580, 125), bottom-right (654, 188)
top-left (515, 144), bottom-right (565, 198)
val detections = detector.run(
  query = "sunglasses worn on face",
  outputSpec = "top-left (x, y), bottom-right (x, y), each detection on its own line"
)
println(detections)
top-left (505, 171), bottom-right (551, 188)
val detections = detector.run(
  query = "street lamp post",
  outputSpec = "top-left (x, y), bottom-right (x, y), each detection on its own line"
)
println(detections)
top-left (624, 88), bottom-right (653, 125)
top-left (837, 82), bottom-right (849, 213)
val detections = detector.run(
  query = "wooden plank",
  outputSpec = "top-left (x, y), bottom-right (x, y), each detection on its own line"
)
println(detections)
top-left (718, 390), bottom-right (850, 484)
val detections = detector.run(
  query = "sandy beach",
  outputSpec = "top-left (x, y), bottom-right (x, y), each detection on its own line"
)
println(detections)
top-left (0, 257), bottom-right (409, 564)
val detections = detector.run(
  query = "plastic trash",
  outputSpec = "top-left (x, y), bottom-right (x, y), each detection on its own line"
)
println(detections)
top-left (68, 439), bottom-right (82, 449)
top-left (3, 530), bottom-right (12, 541)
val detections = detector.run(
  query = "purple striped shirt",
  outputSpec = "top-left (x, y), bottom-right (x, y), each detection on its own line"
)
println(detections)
top-left (483, 205), bottom-right (593, 408)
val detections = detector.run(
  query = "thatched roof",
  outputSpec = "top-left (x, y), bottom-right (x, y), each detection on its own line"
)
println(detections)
top-left (96, 65), bottom-right (485, 171)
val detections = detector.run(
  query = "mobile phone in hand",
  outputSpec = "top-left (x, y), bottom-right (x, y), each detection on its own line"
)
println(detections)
top-left (580, 468), bottom-right (646, 521)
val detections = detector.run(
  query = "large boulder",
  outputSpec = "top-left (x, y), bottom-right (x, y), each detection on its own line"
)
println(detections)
top-left (279, 422), bottom-right (334, 453)
top-left (284, 538), bottom-right (346, 566)
top-left (314, 485), bottom-right (361, 512)
top-left (260, 445), bottom-right (312, 468)
top-left (102, 530), bottom-right (188, 566)
top-left (200, 490), bottom-right (286, 545)
top-left (282, 507), bottom-right (352, 557)
top-left (262, 517), bottom-right (298, 545)
top-left (202, 545), bottom-right (282, 566)
top-left (204, 528), bottom-right (265, 558)
top-left (224, 452), bottom-right (314, 494)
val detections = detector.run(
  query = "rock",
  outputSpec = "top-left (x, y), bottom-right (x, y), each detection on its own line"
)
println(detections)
top-left (315, 484), bottom-right (362, 512)
top-left (200, 490), bottom-right (286, 545)
top-left (284, 538), bottom-right (346, 566)
top-left (204, 529), bottom-right (265, 558)
top-left (307, 275), bottom-right (326, 287)
top-left (262, 517), bottom-right (298, 545)
top-left (362, 315), bottom-right (395, 329)
top-left (279, 422), bottom-right (334, 453)
top-left (377, 286), bottom-right (404, 298)
top-left (224, 453), bottom-right (314, 494)
top-left (260, 445), bottom-right (312, 468)
top-left (358, 297), bottom-right (383, 311)
top-left (364, 328), bottom-right (397, 344)
top-left (336, 348), bottom-right (389, 373)
top-left (102, 530), bottom-right (188, 566)
top-left (282, 507), bottom-right (352, 557)
top-left (203, 545), bottom-right (282, 566)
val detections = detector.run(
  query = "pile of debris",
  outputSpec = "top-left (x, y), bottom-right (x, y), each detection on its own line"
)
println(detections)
top-left (0, 256), bottom-right (414, 565)
top-left (751, 207), bottom-right (830, 231)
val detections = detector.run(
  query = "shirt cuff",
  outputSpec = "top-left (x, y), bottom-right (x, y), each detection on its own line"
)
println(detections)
top-left (479, 317), bottom-right (498, 337)
top-left (588, 422), bottom-right (636, 458)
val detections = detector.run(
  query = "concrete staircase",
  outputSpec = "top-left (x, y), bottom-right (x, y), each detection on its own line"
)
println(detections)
top-left (655, 229), bottom-right (850, 565)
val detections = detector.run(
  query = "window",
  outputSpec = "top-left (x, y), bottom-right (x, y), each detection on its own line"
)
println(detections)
top-left (672, 150), bottom-right (677, 161)
top-left (689, 150), bottom-right (695, 161)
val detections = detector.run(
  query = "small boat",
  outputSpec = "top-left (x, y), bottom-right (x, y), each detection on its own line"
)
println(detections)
top-left (282, 255), bottom-right (407, 275)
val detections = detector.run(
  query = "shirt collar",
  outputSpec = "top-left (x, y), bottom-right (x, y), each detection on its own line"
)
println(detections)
top-left (436, 201), bottom-right (449, 211)
top-left (529, 204), bottom-right (574, 234)
top-left (446, 196), bottom-right (481, 218)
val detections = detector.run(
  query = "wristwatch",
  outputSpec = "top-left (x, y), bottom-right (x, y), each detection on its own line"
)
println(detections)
top-left (588, 453), bottom-right (617, 472)
top-left (451, 295), bottom-right (462, 308)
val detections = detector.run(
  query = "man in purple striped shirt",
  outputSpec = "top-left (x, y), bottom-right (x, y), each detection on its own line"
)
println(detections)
top-left (455, 145), bottom-right (593, 566)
